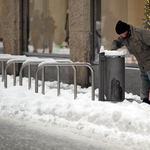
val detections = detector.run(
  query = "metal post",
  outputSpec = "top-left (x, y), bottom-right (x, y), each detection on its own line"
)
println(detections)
top-left (19, 69), bottom-right (23, 86)
top-left (42, 67), bottom-right (45, 94)
top-left (4, 66), bottom-right (7, 88)
top-left (13, 63), bottom-right (16, 86)
top-left (73, 66), bottom-right (77, 99)
top-left (86, 64), bottom-right (95, 101)
top-left (35, 68), bottom-right (38, 93)
top-left (57, 66), bottom-right (60, 96)
top-left (99, 52), bottom-right (106, 101)
top-left (28, 64), bottom-right (31, 89)
top-left (2, 61), bottom-right (4, 82)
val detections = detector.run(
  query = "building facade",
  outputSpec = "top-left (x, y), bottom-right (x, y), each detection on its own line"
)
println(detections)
top-left (0, 0), bottom-right (147, 95)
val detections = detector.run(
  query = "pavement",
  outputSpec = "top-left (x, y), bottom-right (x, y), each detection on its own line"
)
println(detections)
top-left (0, 117), bottom-right (107, 150)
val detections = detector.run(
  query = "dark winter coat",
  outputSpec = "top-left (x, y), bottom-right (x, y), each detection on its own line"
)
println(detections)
top-left (110, 25), bottom-right (150, 72)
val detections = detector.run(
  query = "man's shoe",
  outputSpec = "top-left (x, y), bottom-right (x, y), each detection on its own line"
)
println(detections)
top-left (143, 99), bottom-right (150, 105)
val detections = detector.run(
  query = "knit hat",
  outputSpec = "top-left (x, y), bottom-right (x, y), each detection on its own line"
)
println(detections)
top-left (115, 20), bottom-right (130, 34)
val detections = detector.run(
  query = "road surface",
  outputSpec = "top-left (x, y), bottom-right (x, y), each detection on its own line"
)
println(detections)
top-left (0, 117), bottom-right (107, 150)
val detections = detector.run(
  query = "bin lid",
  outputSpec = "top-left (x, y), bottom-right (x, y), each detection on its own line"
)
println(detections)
top-left (104, 50), bottom-right (125, 56)
top-left (99, 46), bottom-right (125, 57)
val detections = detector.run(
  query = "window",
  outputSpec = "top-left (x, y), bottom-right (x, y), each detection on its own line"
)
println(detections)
top-left (95, 0), bottom-right (145, 65)
top-left (0, 0), bottom-right (3, 50)
top-left (28, 0), bottom-right (69, 54)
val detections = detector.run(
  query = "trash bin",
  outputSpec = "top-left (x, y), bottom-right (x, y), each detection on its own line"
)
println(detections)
top-left (99, 46), bottom-right (125, 101)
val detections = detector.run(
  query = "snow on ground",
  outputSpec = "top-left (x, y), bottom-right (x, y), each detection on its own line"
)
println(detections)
top-left (0, 75), bottom-right (150, 150)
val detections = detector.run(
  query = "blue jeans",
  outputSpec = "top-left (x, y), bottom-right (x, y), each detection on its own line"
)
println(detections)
top-left (140, 70), bottom-right (150, 100)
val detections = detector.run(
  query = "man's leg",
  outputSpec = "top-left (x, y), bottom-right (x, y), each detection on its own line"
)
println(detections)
top-left (140, 71), bottom-right (149, 100)
top-left (146, 70), bottom-right (150, 99)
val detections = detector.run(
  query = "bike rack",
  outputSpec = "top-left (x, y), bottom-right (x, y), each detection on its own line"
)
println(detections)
top-left (4, 57), bottom-right (38, 88)
top-left (35, 62), bottom-right (95, 100)
top-left (19, 58), bottom-right (47, 89)
top-left (19, 59), bottom-right (77, 98)
top-left (0, 54), bottom-right (25, 82)
top-left (2, 55), bottom-right (95, 100)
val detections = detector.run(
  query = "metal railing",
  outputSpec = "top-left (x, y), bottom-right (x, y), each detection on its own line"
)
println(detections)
top-left (19, 59), bottom-right (77, 98)
top-left (4, 57), bottom-right (27, 88)
top-left (0, 54), bottom-right (26, 82)
top-left (4, 57), bottom-right (38, 88)
top-left (2, 55), bottom-right (95, 100)
top-left (19, 59), bottom-right (46, 89)
top-left (35, 62), bottom-right (95, 100)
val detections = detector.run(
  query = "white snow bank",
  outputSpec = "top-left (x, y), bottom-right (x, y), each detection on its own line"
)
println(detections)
top-left (100, 45), bottom-right (125, 56)
top-left (0, 75), bottom-right (150, 150)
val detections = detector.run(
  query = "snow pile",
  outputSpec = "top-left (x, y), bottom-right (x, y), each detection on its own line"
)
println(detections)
top-left (99, 45), bottom-right (125, 56)
top-left (0, 75), bottom-right (150, 150)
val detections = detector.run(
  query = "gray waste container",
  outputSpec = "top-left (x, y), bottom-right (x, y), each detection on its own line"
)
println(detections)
top-left (99, 47), bottom-right (125, 102)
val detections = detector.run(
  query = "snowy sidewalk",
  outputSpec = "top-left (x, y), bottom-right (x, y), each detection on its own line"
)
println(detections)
top-left (0, 75), bottom-right (150, 150)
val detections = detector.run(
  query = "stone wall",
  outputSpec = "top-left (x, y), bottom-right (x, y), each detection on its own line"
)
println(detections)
top-left (22, 0), bottom-right (28, 52)
top-left (2, 0), bottom-right (22, 74)
top-left (2, 0), bottom-right (21, 55)
top-left (69, 0), bottom-right (91, 87)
